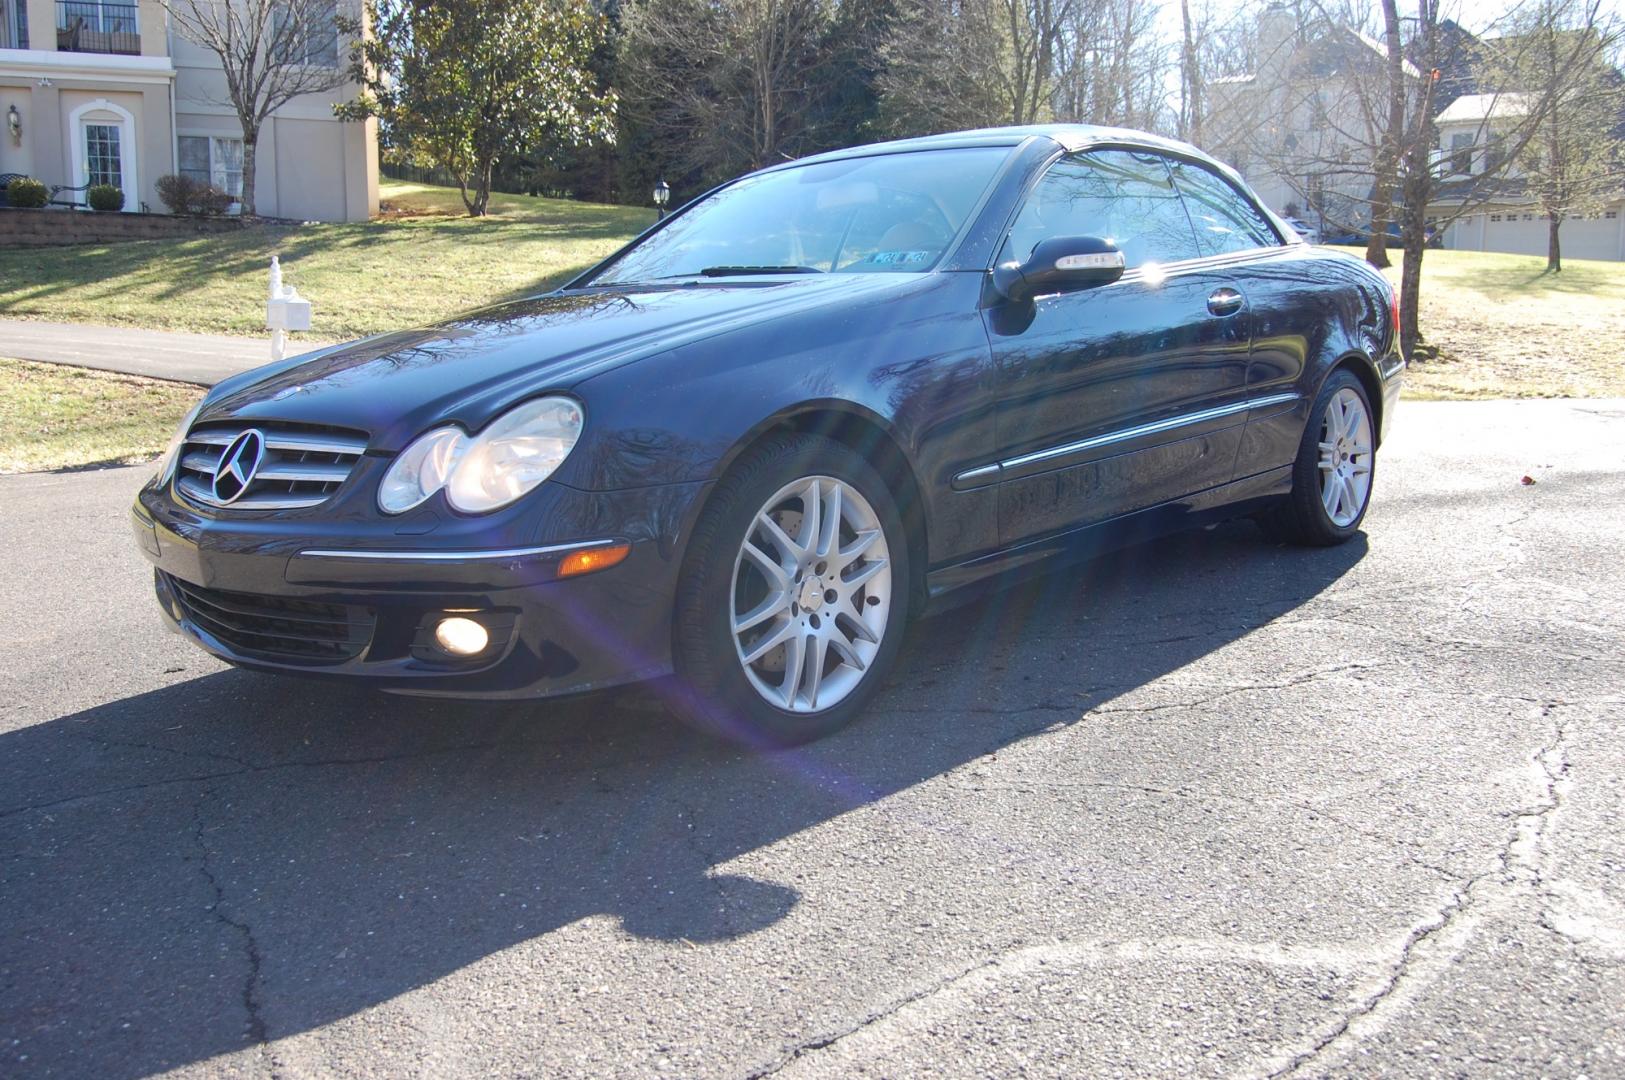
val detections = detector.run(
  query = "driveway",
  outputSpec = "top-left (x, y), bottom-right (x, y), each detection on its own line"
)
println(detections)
top-left (1, 399), bottom-right (1622, 1079)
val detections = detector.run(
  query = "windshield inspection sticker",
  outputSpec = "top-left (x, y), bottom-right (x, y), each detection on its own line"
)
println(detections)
top-left (868, 250), bottom-right (935, 266)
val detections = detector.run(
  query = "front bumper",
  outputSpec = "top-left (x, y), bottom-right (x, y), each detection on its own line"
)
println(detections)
top-left (131, 476), bottom-right (711, 699)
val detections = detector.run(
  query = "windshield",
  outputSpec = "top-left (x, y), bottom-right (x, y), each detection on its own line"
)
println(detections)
top-left (588, 147), bottom-right (1010, 284)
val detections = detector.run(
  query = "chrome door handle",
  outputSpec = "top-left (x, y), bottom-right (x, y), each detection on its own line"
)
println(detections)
top-left (1207, 288), bottom-right (1244, 317)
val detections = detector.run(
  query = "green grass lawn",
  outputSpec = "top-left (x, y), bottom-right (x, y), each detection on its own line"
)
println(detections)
top-left (1327, 245), bottom-right (1625, 399)
top-left (0, 180), bottom-right (654, 341)
top-left (0, 358), bottom-right (201, 474)
top-left (2, 191), bottom-right (1620, 399)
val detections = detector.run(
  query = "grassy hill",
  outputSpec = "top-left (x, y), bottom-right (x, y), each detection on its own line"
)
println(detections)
top-left (0, 180), bottom-right (653, 341)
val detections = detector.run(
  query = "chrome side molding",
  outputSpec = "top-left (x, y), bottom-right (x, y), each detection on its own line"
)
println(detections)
top-left (952, 392), bottom-right (1300, 489)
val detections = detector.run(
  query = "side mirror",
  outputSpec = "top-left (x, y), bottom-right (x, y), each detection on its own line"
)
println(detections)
top-left (991, 235), bottom-right (1125, 303)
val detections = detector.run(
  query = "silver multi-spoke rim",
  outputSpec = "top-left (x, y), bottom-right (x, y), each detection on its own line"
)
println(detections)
top-left (1318, 387), bottom-right (1374, 528)
top-left (730, 475), bottom-right (892, 714)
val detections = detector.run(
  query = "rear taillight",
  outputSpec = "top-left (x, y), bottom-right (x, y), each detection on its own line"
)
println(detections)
top-left (1389, 279), bottom-right (1400, 342)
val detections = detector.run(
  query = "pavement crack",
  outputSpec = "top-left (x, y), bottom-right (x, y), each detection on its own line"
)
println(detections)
top-left (60, 729), bottom-right (256, 770)
top-left (188, 786), bottom-right (273, 1067)
top-left (1090, 661), bottom-right (1372, 717)
top-left (1265, 698), bottom-right (1577, 1078)
top-left (745, 956), bottom-right (995, 1078)
top-left (1264, 876), bottom-right (1478, 1079)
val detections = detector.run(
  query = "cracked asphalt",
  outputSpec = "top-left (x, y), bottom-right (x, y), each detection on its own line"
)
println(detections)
top-left (2, 398), bottom-right (1623, 1079)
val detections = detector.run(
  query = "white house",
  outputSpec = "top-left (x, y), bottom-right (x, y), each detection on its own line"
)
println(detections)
top-left (1430, 92), bottom-right (1625, 261)
top-left (1, 0), bottom-right (376, 221)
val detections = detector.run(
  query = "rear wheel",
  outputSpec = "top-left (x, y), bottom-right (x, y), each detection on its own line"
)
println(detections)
top-left (1262, 370), bottom-right (1375, 546)
top-left (672, 435), bottom-right (911, 746)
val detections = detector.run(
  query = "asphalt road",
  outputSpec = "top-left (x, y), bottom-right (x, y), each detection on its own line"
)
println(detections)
top-left (2, 399), bottom-right (1622, 1079)
top-left (3, 320), bottom-right (331, 386)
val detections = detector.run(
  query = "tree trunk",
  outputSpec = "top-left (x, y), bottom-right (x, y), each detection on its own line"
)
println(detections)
top-left (1398, 165), bottom-right (1431, 360)
top-left (240, 124), bottom-right (260, 218)
top-left (1547, 213), bottom-right (1562, 272)
top-left (1364, 0), bottom-right (1405, 269)
top-left (1180, 0), bottom-right (1202, 144)
top-left (455, 169), bottom-right (477, 216)
top-left (472, 160), bottom-right (493, 217)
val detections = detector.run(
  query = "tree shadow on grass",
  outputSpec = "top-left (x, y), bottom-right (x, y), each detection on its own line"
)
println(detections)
top-left (0, 523), bottom-right (1366, 1078)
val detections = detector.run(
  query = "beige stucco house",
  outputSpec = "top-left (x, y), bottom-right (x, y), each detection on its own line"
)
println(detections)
top-left (1204, 5), bottom-right (1422, 238)
top-left (1, 0), bottom-right (376, 221)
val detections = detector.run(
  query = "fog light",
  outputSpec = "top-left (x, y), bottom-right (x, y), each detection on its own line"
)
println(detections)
top-left (434, 616), bottom-right (489, 656)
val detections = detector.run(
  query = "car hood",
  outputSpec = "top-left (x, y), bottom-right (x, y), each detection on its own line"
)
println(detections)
top-left (201, 275), bottom-right (932, 451)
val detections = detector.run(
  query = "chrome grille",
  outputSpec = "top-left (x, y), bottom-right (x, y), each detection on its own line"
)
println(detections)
top-left (174, 421), bottom-right (369, 511)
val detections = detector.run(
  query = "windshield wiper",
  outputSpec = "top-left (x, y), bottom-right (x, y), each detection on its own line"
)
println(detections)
top-left (697, 265), bottom-right (825, 277)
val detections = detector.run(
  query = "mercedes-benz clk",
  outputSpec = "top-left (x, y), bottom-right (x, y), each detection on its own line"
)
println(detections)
top-left (132, 124), bottom-right (1403, 745)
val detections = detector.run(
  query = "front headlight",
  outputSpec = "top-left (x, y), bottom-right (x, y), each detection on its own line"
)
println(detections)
top-left (447, 397), bottom-right (585, 513)
top-left (378, 397), bottom-right (584, 516)
top-left (156, 399), bottom-right (205, 485)
top-left (377, 426), bottom-right (466, 514)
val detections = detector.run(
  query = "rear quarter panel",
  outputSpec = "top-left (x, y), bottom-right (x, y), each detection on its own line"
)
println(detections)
top-left (1240, 247), bottom-right (1398, 474)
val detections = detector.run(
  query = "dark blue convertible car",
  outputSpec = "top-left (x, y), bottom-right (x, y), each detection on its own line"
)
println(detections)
top-left (132, 125), bottom-right (1403, 745)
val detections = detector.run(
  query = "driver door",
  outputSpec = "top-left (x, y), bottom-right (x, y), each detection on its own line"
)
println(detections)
top-left (982, 149), bottom-right (1253, 547)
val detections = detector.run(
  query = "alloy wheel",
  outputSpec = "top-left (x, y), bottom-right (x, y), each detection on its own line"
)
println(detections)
top-left (729, 475), bottom-right (892, 713)
top-left (1317, 386), bottom-right (1373, 527)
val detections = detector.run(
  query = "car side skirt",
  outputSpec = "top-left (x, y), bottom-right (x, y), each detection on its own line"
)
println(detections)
top-left (919, 465), bottom-right (1293, 615)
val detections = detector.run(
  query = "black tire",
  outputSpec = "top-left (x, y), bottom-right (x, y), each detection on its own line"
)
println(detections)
top-left (1260, 369), bottom-right (1376, 546)
top-left (671, 434), bottom-right (912, 747)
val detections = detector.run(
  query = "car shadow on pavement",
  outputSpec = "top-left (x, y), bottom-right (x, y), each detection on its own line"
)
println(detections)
top-left (0, 522), bottom-right (1367, 1078)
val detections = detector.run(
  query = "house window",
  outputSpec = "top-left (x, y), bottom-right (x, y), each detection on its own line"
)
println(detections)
top-left (8, 0), bottom-right (29, 48)
top-left (1608, 210), bottom-right (1619, 219)
top-left (1490, 214), bottom-right (1502, 222)
top-left (1524, 213), bottom-right (1533, 221)
top-left (273, 0), bottom-right (338, 67)
top-left (178, 135), bottom-right (244, 200)
top-left (62, 0), bottom-right (137, 33)
top-left (84, 123), bottom-right (122, 188)
top-left (1450, 132), bottom-right (1474, 176)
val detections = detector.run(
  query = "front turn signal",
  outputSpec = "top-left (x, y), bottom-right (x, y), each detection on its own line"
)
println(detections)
top-left (558, 543), bottom-right (631, 579)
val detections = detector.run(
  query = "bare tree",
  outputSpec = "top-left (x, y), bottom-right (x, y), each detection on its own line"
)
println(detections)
top-left (1179, 0), bottom-right (1203, 143)
top-left (619, 0), bottom-right (832, 179)
top-left (1052, 0), bottom-right (1171, 131)
top-left (878, 0), bottom-right (1081, 133)
top-left (875, 0), bottom-right (1006, 136)
top-left (163, 0), bottom-right (349, 217)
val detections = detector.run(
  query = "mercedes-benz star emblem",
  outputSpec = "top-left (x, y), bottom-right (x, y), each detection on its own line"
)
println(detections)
top-left (212, 429), bottom-right (266, 505)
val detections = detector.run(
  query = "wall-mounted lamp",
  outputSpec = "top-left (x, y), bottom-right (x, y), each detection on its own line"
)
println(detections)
top-left (35, 77), bottom-right (52, 88)
top-left (6, 105), bottom-right (19, 147)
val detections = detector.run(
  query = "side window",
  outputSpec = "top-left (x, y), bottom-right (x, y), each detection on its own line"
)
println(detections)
top-left (1003, 149), bottom-right (1203, 270)
top-left (1169, 160), bottom-right (1282, 256)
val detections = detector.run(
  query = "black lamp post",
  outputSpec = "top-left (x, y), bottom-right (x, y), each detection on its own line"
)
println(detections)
top-left (653, 178), bottom-right (670, 220)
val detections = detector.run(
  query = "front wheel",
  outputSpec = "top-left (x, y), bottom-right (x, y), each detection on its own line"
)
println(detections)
top-left (672, 434), bottom-right (911, 746)
top-left (1262, 370), bottom-right (1376, 546)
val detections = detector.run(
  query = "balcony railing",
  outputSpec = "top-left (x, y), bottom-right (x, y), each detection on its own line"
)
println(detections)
top-left (56, 0), bottom-right (139, 55)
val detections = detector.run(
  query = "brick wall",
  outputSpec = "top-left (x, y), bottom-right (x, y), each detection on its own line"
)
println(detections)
top-left (0, 209), bottom-right (248, 248)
